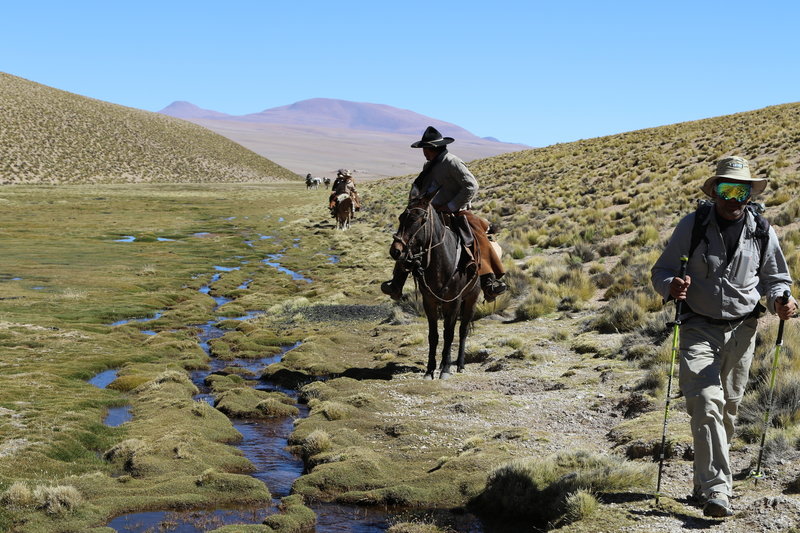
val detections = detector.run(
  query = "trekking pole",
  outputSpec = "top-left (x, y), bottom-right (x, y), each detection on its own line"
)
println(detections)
top-left (655, 256), bottom-right (688, 505)
top-left (751, 290), bottom-right (791, 485)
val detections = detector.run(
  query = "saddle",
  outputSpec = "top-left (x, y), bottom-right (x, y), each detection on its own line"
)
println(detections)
top-left (439, 212), bottom-right (477, 276)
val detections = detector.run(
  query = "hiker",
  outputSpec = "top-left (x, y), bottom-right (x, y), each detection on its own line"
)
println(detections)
top-left (329, 169), bottom-right (361, 216)
top-left (651, 156), bottom-right (796, 517)
top-left (381, 126), bottom-right (507, 302)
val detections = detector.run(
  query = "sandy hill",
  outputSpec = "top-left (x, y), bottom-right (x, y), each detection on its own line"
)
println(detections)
top-left (159, 98), bottom-right (530, 179)
top-left (0, 73), bottom-right (299, 184)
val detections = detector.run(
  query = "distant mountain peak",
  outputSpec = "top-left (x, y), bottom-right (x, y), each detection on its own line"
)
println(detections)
top-left (159, 97), bottom-right (495, 140)
top-left (159, 101), bottom-right (231, 120)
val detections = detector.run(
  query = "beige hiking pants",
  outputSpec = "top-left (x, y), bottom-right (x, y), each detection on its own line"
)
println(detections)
top-left (678, 315), bottom-right (758, 498)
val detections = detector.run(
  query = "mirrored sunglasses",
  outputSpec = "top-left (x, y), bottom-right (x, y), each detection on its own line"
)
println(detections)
top-left (716, 182), bottom-right (751, 202)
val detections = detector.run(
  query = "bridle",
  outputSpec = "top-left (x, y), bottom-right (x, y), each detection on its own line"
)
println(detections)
top-left (392, 202), bottom-right (478, 303)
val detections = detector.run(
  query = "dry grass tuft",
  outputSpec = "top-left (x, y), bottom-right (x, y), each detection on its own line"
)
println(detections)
top-left (32, 485), bottom-right (83, 515)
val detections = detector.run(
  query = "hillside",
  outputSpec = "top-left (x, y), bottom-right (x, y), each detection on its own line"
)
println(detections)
top-left (0, 73), bottom-right (299, 184)
top-left (159, 98), bottom-right (530, 178)
top-left (370, 102), bottom-right (800, 252)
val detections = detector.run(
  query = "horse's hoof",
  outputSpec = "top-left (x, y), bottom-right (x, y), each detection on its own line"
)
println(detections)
top-left (424, 373), bottom-right (434, 380)
top-left (439, 372), bottom-right (451, 380)
top-left (457, 367), bottom-right (464, 373)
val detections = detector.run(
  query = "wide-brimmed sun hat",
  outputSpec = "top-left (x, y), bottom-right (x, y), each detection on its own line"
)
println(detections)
top-left (410, 126), bottom-right (454, 148)
top-left (336, 169), bottom-right (352, 177)
top-left (701, 156), bottom-right (767, 197)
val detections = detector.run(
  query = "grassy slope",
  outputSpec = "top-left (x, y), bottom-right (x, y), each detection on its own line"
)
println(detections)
top-left (370, 102), bottom-right (800, 249)
top-left (3, 102), bottom-right (800, 532)
top-left (0, 72), bottom-right (299, 184)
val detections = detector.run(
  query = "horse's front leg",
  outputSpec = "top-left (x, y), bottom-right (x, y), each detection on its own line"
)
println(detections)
top-left (423, 298), bottom-right (439, 380)
top-left (456, 294), bottom-right (478, 373)
top-left (438, 302), bottom-right (459, 379)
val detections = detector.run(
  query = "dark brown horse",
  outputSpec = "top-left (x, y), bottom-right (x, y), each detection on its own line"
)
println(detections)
top-left (389, 193), bottom-right (480, 379)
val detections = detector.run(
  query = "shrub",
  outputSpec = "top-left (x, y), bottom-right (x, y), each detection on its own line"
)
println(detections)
top-left (592, 297), bottom-right (645, 333)
top-left (516, 290), bottom-right (557, 321)
top-left (560, 489), bottom-right (599, 525)
top-left (302, 430), bottom-right (332, 458)
top-left (32, 485), bottom-right (83, 515)
top-left (475, 451), bottom-right (653, 525)
top-left (320, 401), bottom-right (349, 421)
top-left (634, 366), bottom-right (666, 393)
top-left (571, 243), bottom-right (596, 263)
top-left (1, 482), bottom-right (34, 508)
top-left (597, 241), bottom-right (622, 257)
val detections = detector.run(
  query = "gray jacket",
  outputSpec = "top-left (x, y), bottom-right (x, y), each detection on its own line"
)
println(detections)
top-left (410, 149), bottom-right (478, 213)
top-left (651, 207), bottom-right (792, 319)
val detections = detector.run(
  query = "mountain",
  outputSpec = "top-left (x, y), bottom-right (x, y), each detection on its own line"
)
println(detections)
top-left (159, 101), bottom-right (233, 120)
top-left (0, 73), bottom-right (298, 184)
top-left (159, 98), bottom-right (530, 179)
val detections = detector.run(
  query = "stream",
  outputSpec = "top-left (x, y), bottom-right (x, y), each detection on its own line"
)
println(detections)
top-left (95, 253), bottom-right (397, 532)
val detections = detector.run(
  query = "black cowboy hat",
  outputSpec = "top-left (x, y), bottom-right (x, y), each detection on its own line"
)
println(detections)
top-left (410, 126), bottom-right (454, 148)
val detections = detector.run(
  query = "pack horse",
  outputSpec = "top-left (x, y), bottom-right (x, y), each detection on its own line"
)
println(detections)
top-left (305, 174), bottom-right (322, 190)
top-left (389, 192), bottom-right (480, 379)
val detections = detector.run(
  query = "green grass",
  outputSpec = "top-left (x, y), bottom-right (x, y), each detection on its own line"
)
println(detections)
top-left (0, 182), bottom-right (396, 532)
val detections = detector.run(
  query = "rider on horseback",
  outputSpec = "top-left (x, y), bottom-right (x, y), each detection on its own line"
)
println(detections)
top-left (329, 169), bottom-right (361, 218)
top-left (381, 126), bottom-right (507, 302)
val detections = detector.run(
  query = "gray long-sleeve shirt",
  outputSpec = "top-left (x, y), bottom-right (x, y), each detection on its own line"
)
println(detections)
top-left (409, 149), bottom-right (478, 213)
top-left (651, 206), bottom-right (792, 319)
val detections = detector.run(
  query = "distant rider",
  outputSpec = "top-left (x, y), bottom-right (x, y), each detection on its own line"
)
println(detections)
top-left (329, 169), bottom-right (361, 217)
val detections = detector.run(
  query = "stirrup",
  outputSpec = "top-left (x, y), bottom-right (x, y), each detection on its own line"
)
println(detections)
top-left (381, 281), bottom-right (402, 301)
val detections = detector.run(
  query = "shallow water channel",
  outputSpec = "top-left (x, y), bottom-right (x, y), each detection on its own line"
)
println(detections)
top-left (95, 256), bottom-right (402, 532)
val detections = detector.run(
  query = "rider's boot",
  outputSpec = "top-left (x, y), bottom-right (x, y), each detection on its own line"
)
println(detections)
top-left (480, 273), bottom-right (507, 302)
top-left (381, 268), bottom-right (408, 301)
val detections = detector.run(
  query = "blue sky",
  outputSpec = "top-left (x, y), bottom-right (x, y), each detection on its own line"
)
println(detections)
top-left (2, 1), bottom-right (798, 147)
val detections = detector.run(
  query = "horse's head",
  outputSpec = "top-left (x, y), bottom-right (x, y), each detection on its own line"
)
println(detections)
top-left (389, 191), bottom-right (435, 261)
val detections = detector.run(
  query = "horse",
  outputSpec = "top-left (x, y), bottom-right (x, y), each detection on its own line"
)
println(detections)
top-left (305, 174), bottom-right (322, 190)
top-left (323, 177), bottom-right (331, 189)
top-left (334, 193), bottom-right (353, 230)
top-left (389, 192), bottom-right (481, 379)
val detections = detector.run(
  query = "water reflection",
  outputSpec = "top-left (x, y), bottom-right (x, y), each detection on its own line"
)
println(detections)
top-left (88, 369), bottom-right (118, 389)
top-left (104, 405), bottom-right (133, 427)
top-left (262, 254), bottom-right (312, 283)
top-left (110, 312), bottom-right (163, 327)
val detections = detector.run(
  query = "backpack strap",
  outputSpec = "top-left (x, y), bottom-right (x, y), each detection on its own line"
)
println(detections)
top-left (688, 200), bottom-right (713, 259)
top-left (748, 203), bottom-right (771, 274)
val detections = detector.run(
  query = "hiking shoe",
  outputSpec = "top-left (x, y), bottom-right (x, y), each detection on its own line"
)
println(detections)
top-left (703, 492), bottom-right (733, 518)
top-left (380, 281), bottom-right (402, 301)
top-left (689, 485), bottom-right (707, 506)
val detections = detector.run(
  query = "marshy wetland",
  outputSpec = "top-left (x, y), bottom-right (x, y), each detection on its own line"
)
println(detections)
top-left (3, 146), bottom-right (800, 532)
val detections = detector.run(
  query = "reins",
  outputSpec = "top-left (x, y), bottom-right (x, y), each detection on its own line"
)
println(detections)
top-left (396, 203), bottom-right (479, 303)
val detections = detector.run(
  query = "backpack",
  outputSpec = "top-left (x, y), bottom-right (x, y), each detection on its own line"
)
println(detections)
top-left (688, 200), bottom-right (771, 272)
